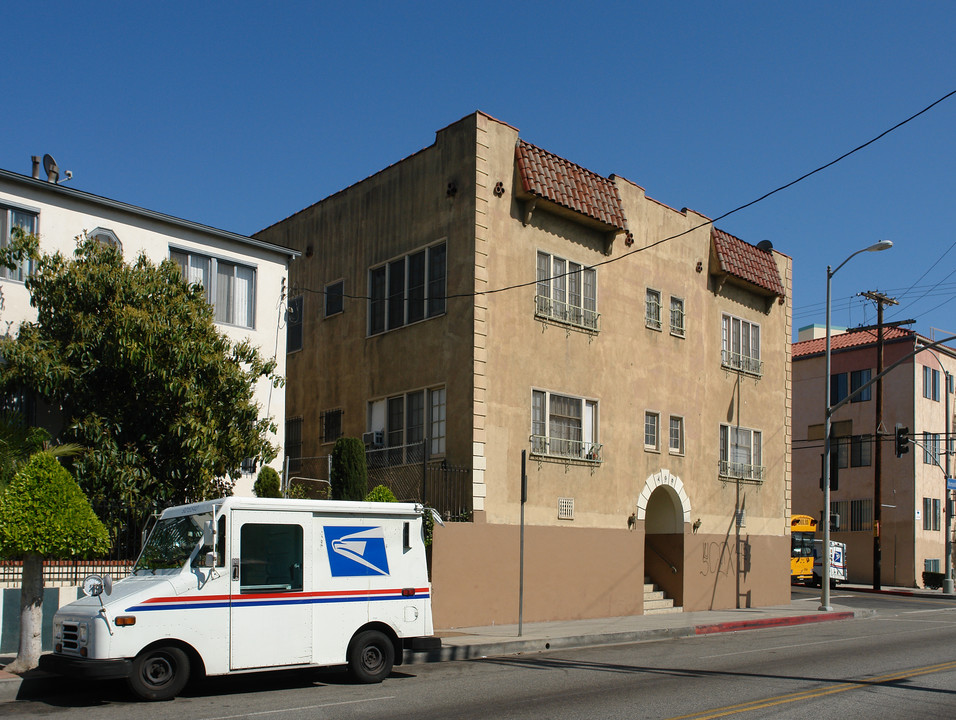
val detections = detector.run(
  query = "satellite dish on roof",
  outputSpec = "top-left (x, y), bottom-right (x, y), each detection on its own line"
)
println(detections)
top-left (757, 239), bottom-right (773, 252)
top-left (42, 153), bottom-right (60, 183)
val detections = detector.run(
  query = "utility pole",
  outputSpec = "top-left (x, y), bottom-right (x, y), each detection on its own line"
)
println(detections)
top-left (861, 291), bottom-right (898, 591)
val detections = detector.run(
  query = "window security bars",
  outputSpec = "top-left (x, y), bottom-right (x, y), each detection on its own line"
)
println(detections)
top-left (534, 295), bottom-right (600, 331)
top-left (530, 434), bottom-right (603, 462)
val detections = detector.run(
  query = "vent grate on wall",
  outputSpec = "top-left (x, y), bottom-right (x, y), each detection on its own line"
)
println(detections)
top-left (558, 497), bottom-right (574, 520)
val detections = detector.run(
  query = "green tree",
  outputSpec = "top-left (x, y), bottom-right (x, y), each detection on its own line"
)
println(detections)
top-left (330, 437), bottom-right (367, 501)
top-left (0, 452), bottom-right (110, 672)
top-left (0, 236), bottom-right (281, 543)
top-left (0, 413), bottom-right (51, 490)
top-left (253, 465), bottom-right (282, 498)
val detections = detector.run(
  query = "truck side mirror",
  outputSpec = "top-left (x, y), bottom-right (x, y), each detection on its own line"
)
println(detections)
top-left (204, 552), bottom-right (217, 568)
top-left (203, 519), bottom-right (215, 546)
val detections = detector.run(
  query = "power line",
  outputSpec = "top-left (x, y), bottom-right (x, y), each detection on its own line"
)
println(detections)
top-left (293, 89), bottom-right (956, 304)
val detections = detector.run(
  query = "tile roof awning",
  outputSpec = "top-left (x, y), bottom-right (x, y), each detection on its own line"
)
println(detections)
top-left (793, 326), bottom-right (915, 359)
top-left (515, 140), bottom-right (627, 252)
top-left (710, 228), bottom-right (785, 301)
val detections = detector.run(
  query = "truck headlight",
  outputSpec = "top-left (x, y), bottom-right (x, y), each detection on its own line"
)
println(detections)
top-left (53, 620), bottom-right (63, 641)
top-left (78, 623), bottom-right (88, 644)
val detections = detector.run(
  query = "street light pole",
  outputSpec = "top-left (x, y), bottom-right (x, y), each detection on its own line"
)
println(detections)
top-left (822, 240), bottom-right (893, 611)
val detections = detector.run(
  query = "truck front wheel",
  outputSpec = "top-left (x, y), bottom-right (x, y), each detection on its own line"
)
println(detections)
top-left (347, 630), bottom-right (395, 683)
top-left (127, 645), bottom-right (190, 701)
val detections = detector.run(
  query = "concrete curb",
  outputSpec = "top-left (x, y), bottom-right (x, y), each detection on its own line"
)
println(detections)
top-left (0, 609), bottom-right (871, 703)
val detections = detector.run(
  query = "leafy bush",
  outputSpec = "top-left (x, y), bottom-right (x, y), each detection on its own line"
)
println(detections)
top-left (253, 466), bottom-right (282, 498)
top-left (365, 484), bottom-right (397, 503)
top-left (0, 452), bottom-right (110, 559)
top-left (330, 437), bottom-right (367, 501)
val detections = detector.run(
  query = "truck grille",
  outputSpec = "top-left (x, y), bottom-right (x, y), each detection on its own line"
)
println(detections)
top-left (61, 622), bottom-right (80, 651)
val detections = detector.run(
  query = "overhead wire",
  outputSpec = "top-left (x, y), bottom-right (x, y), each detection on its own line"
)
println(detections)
top-left (292, 89), bottom-right (956, 304)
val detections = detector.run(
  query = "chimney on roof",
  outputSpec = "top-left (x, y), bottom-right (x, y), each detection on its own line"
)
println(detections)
top-left (797, 324), bottom-right (847, 342)
top-left (31, 156), bottom-right (40, 179)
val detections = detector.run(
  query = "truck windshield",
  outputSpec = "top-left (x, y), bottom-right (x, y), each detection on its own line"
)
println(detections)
top-left (133, 512), bottom-right (213, 573)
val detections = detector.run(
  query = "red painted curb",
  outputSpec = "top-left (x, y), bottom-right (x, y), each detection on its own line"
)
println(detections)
top-left (694, 611), bottom-right (855, 635)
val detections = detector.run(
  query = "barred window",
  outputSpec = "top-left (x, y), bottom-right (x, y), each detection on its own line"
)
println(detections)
top-left (830, 498), bottom-right (873, 532)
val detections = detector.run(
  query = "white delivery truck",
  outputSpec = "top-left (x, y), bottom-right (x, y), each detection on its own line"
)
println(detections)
top-left (40, 497), bottom-right (439, 700)
top-left (812, 538), bottom-right (847, 588)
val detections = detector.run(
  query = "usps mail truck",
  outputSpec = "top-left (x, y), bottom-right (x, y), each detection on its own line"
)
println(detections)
top-left (812, 538), bottom-right (847, 587)
top-left (40, 497), bottom-right (438, 700)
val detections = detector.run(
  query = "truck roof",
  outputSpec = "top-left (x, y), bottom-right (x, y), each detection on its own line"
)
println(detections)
top-left (160, 496), bottom-right (425, 519)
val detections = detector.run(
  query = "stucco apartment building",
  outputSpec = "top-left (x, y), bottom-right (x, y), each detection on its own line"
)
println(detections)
top-left (256, 112), bottom-right (794, 627)
top-left (793, 325), bottom-right (956, 587)
top-left (0, 160), bottom-right (296, 496)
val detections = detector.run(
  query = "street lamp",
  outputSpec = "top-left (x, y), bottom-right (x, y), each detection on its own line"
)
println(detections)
top-left (822, 240), bottom-right (893, 611)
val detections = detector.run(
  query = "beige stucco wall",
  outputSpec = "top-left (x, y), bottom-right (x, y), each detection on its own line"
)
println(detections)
top-left (257, 111), bottom-right (793, 624)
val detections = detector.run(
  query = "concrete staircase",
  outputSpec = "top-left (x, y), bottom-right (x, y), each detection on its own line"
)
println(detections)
top-left (644, 578), bottom-right (682, 615)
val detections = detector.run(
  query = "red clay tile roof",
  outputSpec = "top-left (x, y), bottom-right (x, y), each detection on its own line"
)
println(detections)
top-left (515, 140), bottom-right (627, 230)
top-left (793, 326), bottom-right (916, 358)
top-left (711, 228), bottom-right (785, 297)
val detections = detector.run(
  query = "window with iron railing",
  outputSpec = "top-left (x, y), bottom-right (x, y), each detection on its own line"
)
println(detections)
top-left (531, 389), bottom-right (601, 462)
top-left (535, 251), bottom-right (599, 331)
top-left (669, 296), bottom-right (685, 337)
top-left (645, 289), bottom-right (662, 330)
top-left (721, 314), bottom-right (762, 376)
top-left (719, 424), bottom-right (764, 482)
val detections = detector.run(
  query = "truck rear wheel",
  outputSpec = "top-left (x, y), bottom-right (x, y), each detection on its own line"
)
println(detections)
top-left (127, 645), bottom-right (190, 701)
top-left (347, 630), bottom-right (394, 683)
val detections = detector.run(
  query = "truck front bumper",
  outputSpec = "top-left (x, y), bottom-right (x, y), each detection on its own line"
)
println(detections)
top-left (39, 653), bottom-right (131, 680)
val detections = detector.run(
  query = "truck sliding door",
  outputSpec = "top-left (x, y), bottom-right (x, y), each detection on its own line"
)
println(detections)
top-left (230, 511), bottom-right (312, 669)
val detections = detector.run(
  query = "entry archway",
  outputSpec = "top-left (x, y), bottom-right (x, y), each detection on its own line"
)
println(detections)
top-left (638, 470), bottom-right (689, 611)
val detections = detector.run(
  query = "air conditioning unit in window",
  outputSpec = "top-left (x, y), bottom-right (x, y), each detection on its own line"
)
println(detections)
top-left (362, 430), bottom-right (384, 448)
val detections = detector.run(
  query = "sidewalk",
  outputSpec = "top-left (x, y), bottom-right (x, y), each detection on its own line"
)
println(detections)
top-left (3, 586), bottom-right (935, 704)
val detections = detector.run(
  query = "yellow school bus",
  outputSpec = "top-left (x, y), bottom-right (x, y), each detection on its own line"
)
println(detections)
top-left (790, 514), bottom-right (817, 584)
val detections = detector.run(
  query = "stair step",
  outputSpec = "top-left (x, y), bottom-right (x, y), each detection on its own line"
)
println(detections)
top-left (644, 598), bottom-right (675, 610)
top-left (644, 590), bottom-right (665, 601)
top-left (645, 605), bottom-right (684, 615)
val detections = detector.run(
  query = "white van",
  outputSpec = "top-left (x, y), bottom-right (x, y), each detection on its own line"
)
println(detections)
top-left (40, 497), bottom-right (438, 700)
top-left (812, 538), bottom-right (847, 587)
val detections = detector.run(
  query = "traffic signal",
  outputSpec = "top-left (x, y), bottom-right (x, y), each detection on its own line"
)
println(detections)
top-left (895, 425), bottom-right (910, 458)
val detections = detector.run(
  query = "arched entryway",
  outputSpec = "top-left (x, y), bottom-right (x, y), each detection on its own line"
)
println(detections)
top-left (637, 470), bottom-right (690, 610)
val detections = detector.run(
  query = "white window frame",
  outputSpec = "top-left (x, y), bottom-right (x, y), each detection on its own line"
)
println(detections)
top-left (531, 389), bottom-right (601, 462)
top-left (644, 411), bottom-right (660, 452)
top-left (669, 296), bottom-right (685, 337)
top-left (669, 415), bottom-right (684, 455)
top-left (535, 251), bottom-right (598, 331)
top-left (325, 279), bottom-right (344, 317)
top-left (170, 248), bottom-right (257, 329)
top-left (645, 289), bottom-right (662, 330)
top-left (0, 203), bottom-right (38, 282)
top-left (721, 314), bottom-right (762, 376)
top-left (924, 432), bottom-right (941, 466)
top-left (719, 424), bottom-right (764, 482)
top-left (366, 386), bottom-right (446, 460)
top-left (368, 242), bottom-right (446, 336)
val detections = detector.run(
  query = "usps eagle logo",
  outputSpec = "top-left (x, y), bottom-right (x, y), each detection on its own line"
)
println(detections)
top-left (324, 526), bottom-right (390, 577)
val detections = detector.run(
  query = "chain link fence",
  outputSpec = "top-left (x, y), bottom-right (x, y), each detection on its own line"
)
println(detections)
top-left (365, 441), bottom-right (472, 522)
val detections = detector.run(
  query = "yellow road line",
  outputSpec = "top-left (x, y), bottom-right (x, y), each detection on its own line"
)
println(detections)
top-left (664, 660), bottom-right (956, 720)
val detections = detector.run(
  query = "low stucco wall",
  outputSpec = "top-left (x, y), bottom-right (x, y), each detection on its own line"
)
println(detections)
top-left (430, 522), bottom-right (647, 629)
top-left (430, 523), bottom-right (791, 628)
top-left (0, 587), bottom-right (81, 654)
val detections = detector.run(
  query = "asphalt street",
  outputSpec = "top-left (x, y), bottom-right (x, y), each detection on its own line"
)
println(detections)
top-left (5, 588), bottom-right (956, 719)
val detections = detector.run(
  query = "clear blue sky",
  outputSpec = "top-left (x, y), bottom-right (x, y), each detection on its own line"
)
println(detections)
top-left (3, 2), bottom-right (955, 341)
